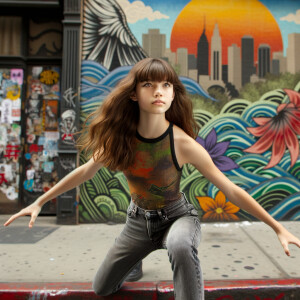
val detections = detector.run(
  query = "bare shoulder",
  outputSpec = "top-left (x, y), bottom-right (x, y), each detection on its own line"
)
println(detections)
top-left (173, 125), bottom-right (194, 144)
top-left (173, 124), bottom-right (199, 166)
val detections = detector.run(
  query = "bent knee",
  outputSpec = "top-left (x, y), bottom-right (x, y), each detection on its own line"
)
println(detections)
top-left (167, 240), bottom-right (198, 262)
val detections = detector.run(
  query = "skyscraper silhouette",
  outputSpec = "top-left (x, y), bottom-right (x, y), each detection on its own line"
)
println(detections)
top-left (228, 44), bottom-right (241, 90)
top-left (287, 33), bottom-right (300, 74)
top-left (241, 35), bottom-right (255, 86)
top-left (142, 29), bottom-right (166, 59)
top-left (258, 44), bottom-right (270, 78)
top-left (197, 18), bottom-right (209, 78)
top-left (211, 22), bottom-right (222, 81)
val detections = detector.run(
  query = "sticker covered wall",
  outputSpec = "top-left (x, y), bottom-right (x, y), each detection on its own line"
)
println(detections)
top-left (0, 68), bottom-right (23, 203)
top-left (23, 66), bottom-right (61, 213)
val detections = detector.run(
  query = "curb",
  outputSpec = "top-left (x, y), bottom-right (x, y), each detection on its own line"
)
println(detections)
top-left (0, 279), bottom-right (299, 299)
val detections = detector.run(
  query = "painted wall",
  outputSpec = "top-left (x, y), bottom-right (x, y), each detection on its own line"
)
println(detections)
top-left (79, 0), bottom-right (300, 223)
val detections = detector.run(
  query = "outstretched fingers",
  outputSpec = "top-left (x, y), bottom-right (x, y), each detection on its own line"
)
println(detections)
top-left (3, 207), bottom-right (39, 228)
top-left (283, 235), bottom-right (300, 256)
top-left (283, 242), bottom-right (290, 256)
top-left (28, 213), bottom-right (38, 228)
top-left (3, 211), bottom-right (25, 227)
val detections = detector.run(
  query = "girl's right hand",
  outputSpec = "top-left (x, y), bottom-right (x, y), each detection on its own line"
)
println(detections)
top-left (3, 202), bottom-right (42, 228)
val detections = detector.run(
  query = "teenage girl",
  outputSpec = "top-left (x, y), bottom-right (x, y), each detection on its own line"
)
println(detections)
top-left (4, 58), bottom-right (300, 299)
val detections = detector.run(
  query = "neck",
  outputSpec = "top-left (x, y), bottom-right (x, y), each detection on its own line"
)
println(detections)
top-left (137, 113), bottom-right (169, 139)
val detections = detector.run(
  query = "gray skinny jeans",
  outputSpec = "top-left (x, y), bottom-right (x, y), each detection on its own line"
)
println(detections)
top-left (93, 193), bottom-right (204, 300)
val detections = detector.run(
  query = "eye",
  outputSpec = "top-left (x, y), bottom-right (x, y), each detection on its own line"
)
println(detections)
top-left (142, 82), bottom-right (152, 87)
top-left (164, 82), bottom-right (171, 87)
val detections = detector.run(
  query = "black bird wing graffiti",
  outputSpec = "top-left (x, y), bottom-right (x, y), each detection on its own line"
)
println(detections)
top-left (83, 0), bottom-right (148, 71)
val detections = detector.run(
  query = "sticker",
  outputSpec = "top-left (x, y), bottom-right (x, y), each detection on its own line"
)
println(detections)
top-left (43, 161), bottom-right (54, 173)
top-left (29, 144), bottom-right (43, 153)
top-left (4, 144), bottom-right (20, 160)
top-left (0, 172), bottom-right (8, 185)
top-left (30, 80), bottom-right (44, 95)
top-left (24, 179), bottom-right (34, 191)
top-left (11, 123), bottom-right (21, 133)
top-left (44, 139), bottom-right (58, 152)
top-left (0, 164), bottom-right (13, 181)
top-left (45, 131), bottom-right (59, 140)
top-left (27, 97), bottom-right (42, 117)
top-left (0, 144), bottom-right (5, 157)
top-left (32, 67), bottom-right (43, 78)
top-left (39, 69), bottom-right (59, 85)
top-left (38, 136), bottom-right (46, 145)
top-left (26, 169), bottom-right (35, 180)
top-left (33, 118), bottom-right (43, 135)
top-left (0, 125), bottom-right (7, 145)
top-left (45, 100), bottom-right (58, 131)
top-left (27, 134), bottom-right (36, 144)
top-left (6, 186), bottom-right (18, 200)
top-left (60, 109), bottom-right (77, 143)
top-left (11, 98), bottom-right (21, 121)
top-left (10, 69), bottom-right (23, 86)
top-left (1, 99), bottom-right (12, 123)
top-left (6, 84), bottom-right (20, 100)
top-left (30, 153), bottom-right (40, 170)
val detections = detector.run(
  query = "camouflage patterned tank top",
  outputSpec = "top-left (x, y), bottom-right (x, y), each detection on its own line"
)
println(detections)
top-left (123, 123), bottom-right (182, 210)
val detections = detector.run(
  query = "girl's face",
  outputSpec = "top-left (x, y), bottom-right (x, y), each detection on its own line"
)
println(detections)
top-left (132, 80), bottom-right (175, 115)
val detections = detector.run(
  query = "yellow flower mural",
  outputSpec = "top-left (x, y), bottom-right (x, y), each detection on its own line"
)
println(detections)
top-left (196, 191), bottom-right (240, 222)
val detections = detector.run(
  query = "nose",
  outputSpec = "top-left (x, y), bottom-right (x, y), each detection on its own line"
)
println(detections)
top-left (154, 84), bottom-right (163, 97)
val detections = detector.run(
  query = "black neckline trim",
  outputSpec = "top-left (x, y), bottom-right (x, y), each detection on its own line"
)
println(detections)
top-left (136, 123), bottom-right (172, 143)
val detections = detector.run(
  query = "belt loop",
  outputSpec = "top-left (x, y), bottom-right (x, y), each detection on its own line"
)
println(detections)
top-left (158, 209), bottom-right (168, 221)
top-left (157, 209), bottom-right (163, 219)
top-left (130, 204), bottom-right (137, 217)
top-left (182, 192), bottom-right (188, 204)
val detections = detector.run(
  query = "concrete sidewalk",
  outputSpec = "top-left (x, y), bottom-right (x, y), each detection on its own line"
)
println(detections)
top-left (0, 215), bottom-right (299, 299)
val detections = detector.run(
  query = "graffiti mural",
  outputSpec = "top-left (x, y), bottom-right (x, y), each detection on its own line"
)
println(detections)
top-left (79, 0), bottom-right (300, 223)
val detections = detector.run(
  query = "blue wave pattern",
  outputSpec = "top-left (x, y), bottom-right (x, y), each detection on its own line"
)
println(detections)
top-left (199, 98), bottom-right (300, 221)
top-left (80, 60), bottom-right (216, 112)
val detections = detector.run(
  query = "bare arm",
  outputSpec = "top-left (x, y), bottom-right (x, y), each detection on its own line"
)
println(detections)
top-left (179, 135), bottom-right (300, 256)
top-left (4, 157), bottom-right (103, 227)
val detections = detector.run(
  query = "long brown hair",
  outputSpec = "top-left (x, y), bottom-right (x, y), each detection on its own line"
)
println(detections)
top-left (77, 58), bottom-right (199, 171)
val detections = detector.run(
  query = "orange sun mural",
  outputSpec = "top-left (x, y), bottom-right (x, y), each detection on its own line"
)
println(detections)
top-left (197, 191), bottom-right (240, 222)
top-left (171, 0), bottom-right (283, 65)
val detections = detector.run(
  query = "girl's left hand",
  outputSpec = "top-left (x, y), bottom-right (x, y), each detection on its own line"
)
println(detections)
top-left (277, 227), bottom-right (300, 256)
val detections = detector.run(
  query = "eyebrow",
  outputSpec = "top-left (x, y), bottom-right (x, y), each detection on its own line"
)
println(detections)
top-left (140, 79), bottom-right (171, 83)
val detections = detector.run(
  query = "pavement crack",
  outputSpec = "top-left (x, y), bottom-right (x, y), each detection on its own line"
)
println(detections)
top-left (240, 226), bottom-right (290, 278)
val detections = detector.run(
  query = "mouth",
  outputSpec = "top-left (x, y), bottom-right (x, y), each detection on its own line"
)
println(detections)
top-left (152, 100), bottom-right (165, 104)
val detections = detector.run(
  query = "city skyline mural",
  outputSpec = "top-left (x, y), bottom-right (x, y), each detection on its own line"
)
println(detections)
top-left (79, 0), bottom-right (300, 224)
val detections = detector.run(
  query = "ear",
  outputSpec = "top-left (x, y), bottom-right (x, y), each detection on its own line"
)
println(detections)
top-left (130, 92), bottom-right (137, 101)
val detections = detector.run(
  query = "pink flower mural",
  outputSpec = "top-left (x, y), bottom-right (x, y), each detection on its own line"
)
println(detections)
top-left (244, 89), bottom-right (300, 169)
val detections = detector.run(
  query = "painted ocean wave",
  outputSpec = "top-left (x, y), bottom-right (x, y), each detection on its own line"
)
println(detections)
top-left (80, 60), bottom-right (215, 103)
top-left (81, 60), bottom-right (109, 81)
top-left (268, 192), bottom-right (300, 220)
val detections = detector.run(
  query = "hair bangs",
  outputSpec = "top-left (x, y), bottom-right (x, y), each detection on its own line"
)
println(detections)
top-left (135, 58), bottom-right (177, 83)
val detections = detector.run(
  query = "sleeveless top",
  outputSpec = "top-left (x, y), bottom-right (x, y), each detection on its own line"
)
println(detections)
top-left (123, 123), bottom-right (182, 210)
